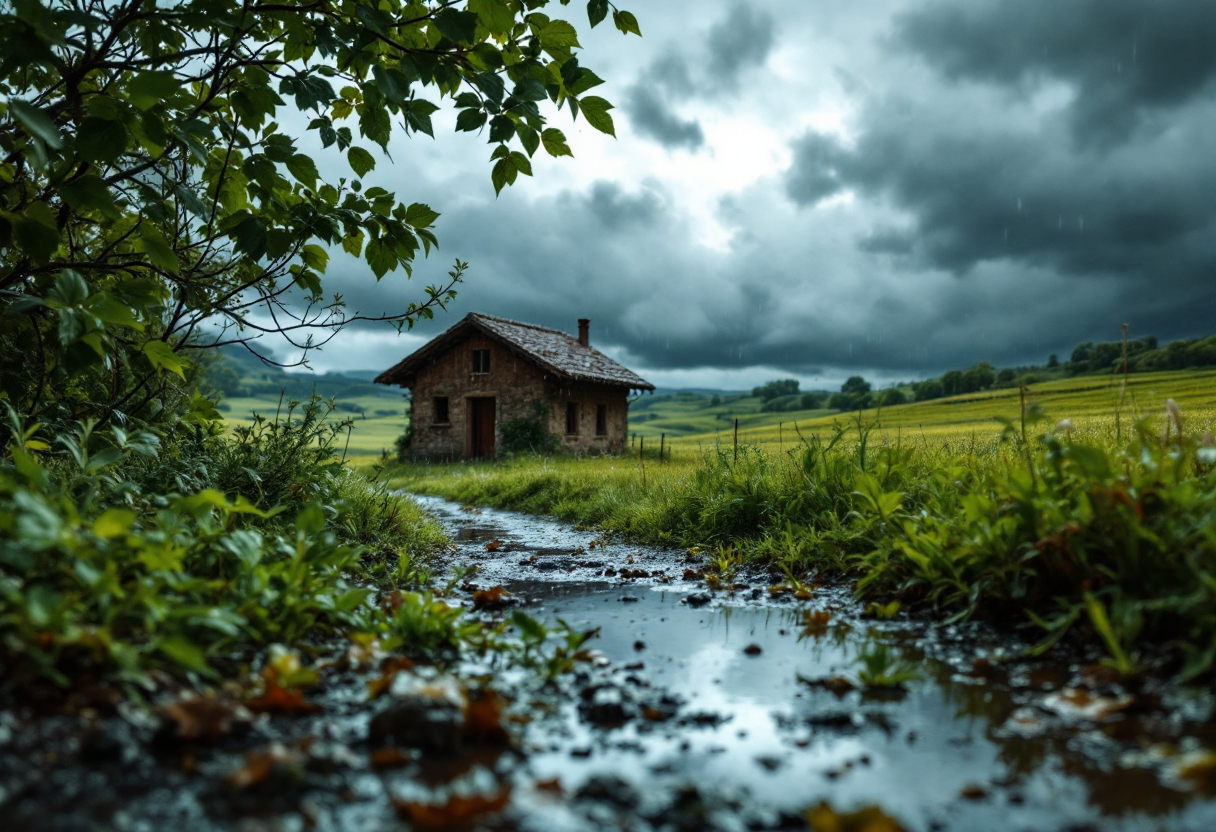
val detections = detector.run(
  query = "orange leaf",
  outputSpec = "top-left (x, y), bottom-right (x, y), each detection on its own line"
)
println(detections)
top-left (367, 655), bottom-right (415, 699)
top-left (393, 788), bottom-right (511, 830)
top-left (246, 684), bottom-right (320, 714)
top-left (370, 747), bottom-right (416, 769)
top-left (464, 689), bottom-right (512, 745)
top-left (472, 585), bottom-right (511, 610)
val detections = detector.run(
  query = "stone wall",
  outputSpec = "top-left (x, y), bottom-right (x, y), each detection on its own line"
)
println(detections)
top-left (398, 333), bottom-right (632, 459)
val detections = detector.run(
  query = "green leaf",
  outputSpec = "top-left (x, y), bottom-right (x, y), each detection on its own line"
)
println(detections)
top-left (78, 116), bottom-right (129, 164)
top-left (127, 70), bottom-right (179, 110)
top-left (613, 9), bottom-right (642, 36)
top-left (491, 156), bottom-right (517, 195)
top-left (510, 151), bottom-right (532, 177)
top-left (60, 174), bottom-right (118, 218)
top-left (489, 114), bottom-right (515, 143)
top-left (142, 340), bottom-right (185, 378)
top-left (94, 508), bottom-right (137, 539)
top-left (286, 153), bottom-right (319, 186)
top-left (158, 636), bottom-right (214, 676)
top-left (433, 8), bottom-right (478, 44)
top-left (540, 19), bottom-right (581, 49)
top-left (587, 0), bottom-right (609, 27)
top-left (10, 99), bottom-right (63, 149)
top-left (469, 0), bottom-right (515, 35)
top-left (404, 203), bottom-right (440, 228)
top-left (517, 123), bottom-right (540, 156)
top-left (138, 224), bottom-right (179, 274)
top-left (403, 99), bottom-right (438, 138)
top-left (568, 68), bottom-right (605, 96)
top-left (301, 243), bottom-right (329, 271)
top-left (541, 127), bottom-right (574, 158)
top-left (12, 201), bottom-right (61, 264)
top-left (455, 108), bottom-right (487, 133)
top-left (578, 95), bottom-right (615, 136)
top-left (366, 237), bottom-right (396, 278)
top-left (230, 214), bottom-right (267, 259)
top-left (347, 146), bottom-right (376, 177)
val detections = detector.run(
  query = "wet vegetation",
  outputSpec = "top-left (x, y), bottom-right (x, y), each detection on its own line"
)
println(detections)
top-left (386, 400), bottom-right (1216, 682)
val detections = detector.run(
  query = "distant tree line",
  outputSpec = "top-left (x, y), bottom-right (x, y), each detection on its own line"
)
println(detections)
top-left (909, 331), bottom-right (1216, 403)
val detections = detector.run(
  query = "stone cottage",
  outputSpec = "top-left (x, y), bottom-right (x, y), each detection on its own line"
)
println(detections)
top-left (374, 313), bottom-right (654, 459)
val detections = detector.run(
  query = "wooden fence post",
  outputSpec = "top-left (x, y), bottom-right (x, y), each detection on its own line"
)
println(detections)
top-left (660, 432), bottom-right (665, 463)
top-left (733, 418), bottom-right (739, 463)
top-left (640, 435), bottom-right (646, 487)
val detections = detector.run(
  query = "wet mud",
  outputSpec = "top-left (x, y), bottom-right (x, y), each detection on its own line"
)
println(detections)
top-left (2, 496), bottom-right (1216, 831)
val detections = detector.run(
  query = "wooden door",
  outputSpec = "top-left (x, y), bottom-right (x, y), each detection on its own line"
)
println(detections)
top-left (469, 397), bottom-right (496, 458)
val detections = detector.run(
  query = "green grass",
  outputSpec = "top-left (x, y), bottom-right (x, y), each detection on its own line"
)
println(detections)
top-left (221, 390), bottom-right (409, 457)
top-left (380, 370), bottom-right (1216, 681)
top-left (665, 368), bottom-right (1216, 453)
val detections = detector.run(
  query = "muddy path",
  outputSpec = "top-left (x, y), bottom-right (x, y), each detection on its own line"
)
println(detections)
top-left (3, 496), bottom-right (1216, 832)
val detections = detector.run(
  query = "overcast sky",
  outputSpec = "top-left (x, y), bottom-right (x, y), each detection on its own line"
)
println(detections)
top-left (286, 0), bottom-right (1216, 391)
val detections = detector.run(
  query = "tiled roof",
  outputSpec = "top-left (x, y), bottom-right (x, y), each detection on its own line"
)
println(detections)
top-left (374, 312), bottom-right (654, 391)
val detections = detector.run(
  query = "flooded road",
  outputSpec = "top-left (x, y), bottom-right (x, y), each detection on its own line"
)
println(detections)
top-left (420, 496), bottom-right (1216, 832)
top-left (3, 497), bottom-right (1216, 831)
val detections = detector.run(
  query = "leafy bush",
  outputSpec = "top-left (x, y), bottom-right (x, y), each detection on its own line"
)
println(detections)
top-left (500, 406), bottom-right (560, 456)
top-left (390, 405), bottom-right (1216, 680)
top-left (0, 401), bottom-right (445, 690)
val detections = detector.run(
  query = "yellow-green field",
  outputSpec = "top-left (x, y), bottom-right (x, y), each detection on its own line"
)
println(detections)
top-left (668, 368), bottom-right (1216, 454)
top-left (221, 391), bottom-right (408, 459)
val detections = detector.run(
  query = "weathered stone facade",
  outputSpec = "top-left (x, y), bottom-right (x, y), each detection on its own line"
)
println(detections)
top-left (376, 314), bottom-right (652, 460)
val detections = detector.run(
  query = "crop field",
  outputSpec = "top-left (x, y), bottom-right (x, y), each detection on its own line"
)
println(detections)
top-left (221, 390), bottom-right (409, 458)
top-left (659, 368), bottom-right (1216, 455)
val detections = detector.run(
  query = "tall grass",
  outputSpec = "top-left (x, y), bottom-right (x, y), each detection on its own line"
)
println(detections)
top-left (384, 405), bottom-right (1216, 680)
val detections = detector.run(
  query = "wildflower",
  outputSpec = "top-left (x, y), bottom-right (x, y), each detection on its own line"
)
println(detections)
top-left (1055, 418), bottom-right (1074, 433)
top-left (1166, 399), bottom-right (1183, 432)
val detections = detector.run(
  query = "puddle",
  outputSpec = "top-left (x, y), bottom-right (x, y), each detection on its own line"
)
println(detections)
top-left (424, 497), bottom-right (1216, 832)
top-left (2, 496), bottom-right (1215, 831)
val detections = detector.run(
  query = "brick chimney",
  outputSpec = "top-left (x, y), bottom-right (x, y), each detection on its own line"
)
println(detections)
top-left (577, 318), bottom-right (590, 346)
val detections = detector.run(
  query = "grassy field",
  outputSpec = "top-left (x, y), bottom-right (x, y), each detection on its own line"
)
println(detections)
top-left (654, 368), bottom-right (1216, 455)
top-left (377, 366), bottom-right (1216, 680)
top-left (221, 390), bottom-right (409, 458)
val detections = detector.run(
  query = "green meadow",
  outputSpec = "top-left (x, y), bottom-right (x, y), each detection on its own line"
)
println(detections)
top-left (646, 368), bottom-right (1216, 454)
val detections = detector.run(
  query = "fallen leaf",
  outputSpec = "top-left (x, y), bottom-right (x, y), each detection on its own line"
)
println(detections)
top-left (798, 674), bottom-right (856, 698)
top-left (534, 777), bottom-right (563, 794)
top-left (246, 684), bottom-right (321, 714)
top-left (224, 741), bottom-right (306, 790)
top-left (464, 688), bottom-right (512, 746)
top-left (472, 585), bottom-right (511, 610)
top-left (370, 747), bottom-right (416, 769)
top-left (157, 693), bottom-right (252, 743)
top-left (485, 539), bottom-right (502, 552)
top-left (1043, 687), bottom-right (1134, 722)
top-left (393, 788), bottom-right (511, 830)
top-left (805, 800), bottom-right (908, 832)
top-left (367, 655), bottom-right (416, 699)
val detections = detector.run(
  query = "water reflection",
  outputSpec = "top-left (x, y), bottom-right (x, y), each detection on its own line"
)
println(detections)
top-left (510, 579), bottom-right (1216, 831)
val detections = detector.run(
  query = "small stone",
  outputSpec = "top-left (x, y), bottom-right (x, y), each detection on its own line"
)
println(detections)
top-left (619, 595), bottom-right (640, 603)
top-left (684, 592), bottom-right (712, 608)
top-left (576, 774), bottom-right (638, 809)
top-left (367, 673), bottom-right (466, 752)
top-left (633, 640), bottom-right (646, 651)
top-left (743, 644), bottom-right (762, 656)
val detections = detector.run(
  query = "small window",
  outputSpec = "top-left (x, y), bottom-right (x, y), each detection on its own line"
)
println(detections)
top-left (565, 402), bottom-right (579, 435)
top-left (472, 349), bottom-right (490, 374)
top-left (433, 396), bottom-right (450, 424)
top-left (595, 404), bottom-right (607, 436)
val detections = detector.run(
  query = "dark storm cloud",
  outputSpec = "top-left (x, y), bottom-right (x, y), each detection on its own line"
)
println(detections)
top-left (705, 1), bottom-right (776, 89)
top-left (894, 0), bottom-right (1216, 146)
top-left (622, 2), bottom-right (776, 150)
top-left (624, 84), bottom-right (705, 149)
top-left (780, 0), bottom-right (1216, 347)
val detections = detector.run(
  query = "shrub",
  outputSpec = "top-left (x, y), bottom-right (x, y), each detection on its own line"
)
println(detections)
top-left (500, 405), bottom-right (560, 455)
